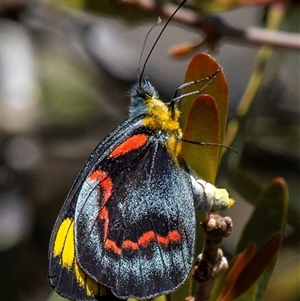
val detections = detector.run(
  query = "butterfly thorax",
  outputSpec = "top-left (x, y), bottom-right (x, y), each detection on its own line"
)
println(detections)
top-left (129, 80), bottom-right (182, 161)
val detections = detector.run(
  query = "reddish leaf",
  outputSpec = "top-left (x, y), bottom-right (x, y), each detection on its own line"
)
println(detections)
top-left (182, 94), bottom-right (220, 183)
top-left (182, 54), bottom-right (228, 146)
top-left (181, 54), bottom-right (229, 183)
top-left (218, 244), bottom-right (256, 301)
top-left (218, 232), bottom-right (283, 301)
top-left (169, 41), bottom-right (199, 58)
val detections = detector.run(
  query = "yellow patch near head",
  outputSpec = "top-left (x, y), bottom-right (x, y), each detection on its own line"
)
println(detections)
top-left (142, 96), bottom-right (182, 162)
top-left (142, 97), bottom-right (181, 132)
top-left (53, 218), bottom-right (99, 296)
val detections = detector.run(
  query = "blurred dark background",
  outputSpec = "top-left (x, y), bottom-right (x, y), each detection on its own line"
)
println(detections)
top-left (1, 1), bottom-right (299, 300)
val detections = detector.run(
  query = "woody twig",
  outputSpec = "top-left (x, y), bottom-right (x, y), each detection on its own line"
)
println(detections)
top-left (125, 0), bottom-right (300, 51)
top-left (191, 214), bottom-right (233, 301)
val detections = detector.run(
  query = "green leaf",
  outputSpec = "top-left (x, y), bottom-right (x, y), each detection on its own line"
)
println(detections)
top-left (234, 177), bottom-right (289, 301)
top-left (211, 178), bottom-right (288, 301)
top-left (235, 177), bottom-right (288, 253)
top-left (218, 233), bottom-right (283, 301)
top-left (262, 257), bottom-right (300, 301)
top-left (47, 291), bottom-right (68, 301)
top-left (132, 296), bottom-right (167, 301)
top-left (234, 233), bottom-right (282, 301)
top-left (217, 244), bottom-right (256, 299)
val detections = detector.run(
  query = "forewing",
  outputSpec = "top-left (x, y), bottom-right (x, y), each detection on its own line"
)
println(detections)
top-left (48, 214), bottom-right (109, 300)
top-left (48, 118), bottom-right (142, 300)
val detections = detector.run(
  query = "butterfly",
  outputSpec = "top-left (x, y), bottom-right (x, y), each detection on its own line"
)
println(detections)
top-left (48, 1), bottom-right (233, 300)
top-left (48, 73), bottom-right (234, 300)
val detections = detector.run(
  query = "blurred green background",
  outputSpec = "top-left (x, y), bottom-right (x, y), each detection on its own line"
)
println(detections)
top-left (1, 0), bottom-right (299, 300)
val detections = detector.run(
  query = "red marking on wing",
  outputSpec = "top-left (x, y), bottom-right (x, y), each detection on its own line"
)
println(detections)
top-left (139, 231), bottom-right (156, 247)
top-left (105, 230), bottom-right (181, 254)
top-left (88, 170), bottom-right (112, 240)
top-left (88, 170), bottom-right (112, 204)
top-left (139, 230), bottom-right (181, 247)
top-left (108, 134), bottom-right (148, 159)
top-left (88, 169), bottom-right (181, 256)
top-left (105, 239), bottom-right (121, 255)
top-left (122, 240), bottom-right (138, 250)
top-left (166, 230), bottom-right (181, 243)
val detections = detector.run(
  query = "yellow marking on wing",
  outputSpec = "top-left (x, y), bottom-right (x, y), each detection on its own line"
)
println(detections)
top-left (85, 275), bottom-right (100, 296)
top-left (53, 218), bottom-right (100, 296)
top-left (53, 218), bottom-right (75, 270)
top-left (74, 260), bottom-right (99, 296)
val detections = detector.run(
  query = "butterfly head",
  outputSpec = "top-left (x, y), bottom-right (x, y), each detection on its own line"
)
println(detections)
top-left (129, 79), bottom-right (160, 119)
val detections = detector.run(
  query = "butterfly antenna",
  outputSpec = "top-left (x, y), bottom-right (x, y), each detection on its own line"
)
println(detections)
top-left (181, 139), bottom-right (237, 153)
top-left (137, 17), bottom-right (162, 83)
top-left (138, 0), bottom-right (187, 85)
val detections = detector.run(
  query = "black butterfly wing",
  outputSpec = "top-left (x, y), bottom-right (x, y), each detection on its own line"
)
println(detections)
top-left (48, 118), bottom-right (142, 301)
top-left (74, 124), bottom-right (196, 299)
